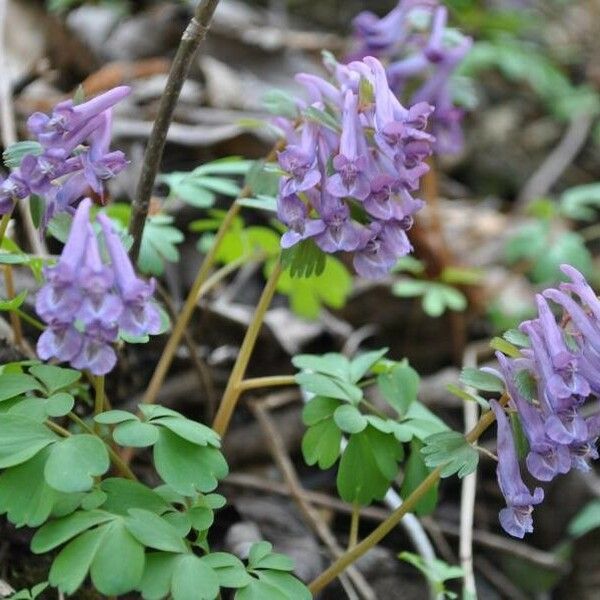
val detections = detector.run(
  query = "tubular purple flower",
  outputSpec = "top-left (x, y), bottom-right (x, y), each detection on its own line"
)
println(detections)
top-left (37, 321), bottom-right (84, 363)
top-left (490, 400), bottom-right (544, 538)
top-left (278, 194), bottom-right (326, 249)
top-left (327, 91), bottom-right (370, 200)
top-left (71, 324), bottom-right (118, 376)
top-left (278, 124), bottom-right (321, 197)
top-left (98, 214), bottom-right (161, 336)
top-left (314, 195), bottom-right (363, 253)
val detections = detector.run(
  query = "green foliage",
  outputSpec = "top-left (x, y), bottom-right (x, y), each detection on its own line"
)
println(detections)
top-left (505, 219), bottom-right (593, 284)
top-left (560, 183), bottom-right (600, 221)
top-left (160, 158), bottom-right (252, 209)
top-left (459, 367), bottom-right (504, 393)
top-left (421, 431), bottom-right (479, 478)
top-left (399, 552), bottom-right (464, 599)
top-left (568, 500), bottom-right (600, 538)
top-left (7, 582), bottom-right (48, 600)
top-left (297, 349), bottom-right (448, 506)
top-left (459, 39), bottom-right (600, 120)
top-left (393, 279), bottom-right (467, 317)
top-left (2, 141), bottom-right (43, 169)
top-left (263, 89), bottom-right (299, 119)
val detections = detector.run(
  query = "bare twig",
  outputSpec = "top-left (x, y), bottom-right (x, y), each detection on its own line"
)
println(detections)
top-left (0, 0), bottom-right (47, 256)
top-left (250, 400), bottom-right (376, 600)
top-left (128, 0), bottom-right (222, 262)
top-left (515, 113), bottom-right (594, 211)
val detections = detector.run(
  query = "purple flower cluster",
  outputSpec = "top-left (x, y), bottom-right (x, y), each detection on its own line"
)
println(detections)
top-left (491, 264), bottom-right (600, 538)
top-left (36, 198), bottom-right (161, 375)
top-left (0, 87), bottom-right (129, 225)
top-left (276, 56), bottom-right (434, 278)
top-left (351, 1), bottom-right (472, 155)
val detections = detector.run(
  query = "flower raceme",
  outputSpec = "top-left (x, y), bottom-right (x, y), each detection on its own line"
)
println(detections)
top-left (0, 87), bottom-right (129, 225)
top-left (351, 0), bottom-right (472, 155)
top-left (491, 265), bottom-right (600, 537)
top-left (276, 55), bottom-right (434, 279)
top-left (36, 198), bottom-right (161, 375)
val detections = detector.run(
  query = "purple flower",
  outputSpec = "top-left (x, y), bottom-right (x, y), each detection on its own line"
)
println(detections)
top-left (277, 194), bottom-right (326, 249)
top-left (98, 214), bottom-right (161, 337)
top-left (314, 194), bottom-right (363, 253)
top-left (490, 400), bottom-right (544, 539)
top-left (327, 92), bottom-right (371, 200)
top-left (353, 220), bottom-right (412, 278)
top-left (36, 198), bottom-right (160, 375)
top-left (278, 124), bottom-right (321, 197)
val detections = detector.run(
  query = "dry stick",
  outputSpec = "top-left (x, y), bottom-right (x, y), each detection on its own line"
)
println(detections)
top-left (128, 0), bottom-right (222, 262)
top-left (212, 259), bottom-right (283, 436)
top-left (0, 0), bottom-right (47, 256)
top-left (250, 401), bottom-right (376, 600)
top-left (308, 397), bottom-right (507, 595)
top-left (140, 140), bottom-right (284, 409)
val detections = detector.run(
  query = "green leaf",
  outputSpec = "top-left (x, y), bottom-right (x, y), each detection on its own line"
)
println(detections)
top-left (153, 429), bottom-right (228, 496)
top-left (303, 106), bottom-right (340, 132)
top-left (29, 195), bottom-right (45, 229)
top-left (47, 212), bottom-right (73, 244)
top-left (0, 373), bottom-right (43, 402)
top-left (171, 554), bottom-right (220, 600)
top-left (29, 364), bottom-right (81, 394)
top-left (138, 214), bottom-right (184, 276)
top-left (280, 238), bottom-right (326, 279)
top-left (333, 404), bottom-right (367, 434)
top-left (45, 393), bottom-right (75, 417)
top-left (263, 89), bottom-right (298, 118)
top-left (295, 372), bottom-right (362, 403)
top-left (490, 336), bottom-right (522, 358)
top-left (459, 367), bottom-right (505, 393)
top-left (152, 415), bottom-right (221, 447)
top-left (293, 352), bottom-right (351, 380)
top-left (248, 541), bottom-right (273, 566)
top-left (0, 448), bottom-right (70, 527)
top-left (202, 553), bottom-right (252, 588)
top-left (252, 570), bottom-right (311, 600)
top-left (140, 553), bottom-right (178, 600)
top-left (301, 419), bottom-right (341, 469)
top-left (0, 414), bottom-right (58, 468)
top-left (0, 290), bottom-right (28, 311)
top-left (400, 551), bottom-right (464, 593)
top-left (194, 157), bottom-right (254, 176)
top-left (236, 578), bottom-right (286, 600)
top-left (421, 431), bottom-right (479, 478)
top-left (503, 329), bottom-right (530, 348)
top-left (446, 384), bottom-right (488, 409)
top-left (49, 528), bottom-right (106, 595)
top-left (100, 477), bottom-right (170, 515)
top-left (32, 510), bottom-right (114, 553)
top-left (124, 508), bottom-right (188, 552)
top-left (3, 140), bottom-right (43, 168)
top-left (90, 520), bottom-right (145, 596)
top-left (275, 254), bottom-right (352, 317)
top-left (377, 363), bottom-right (420, 416)
top-left (400, 440), bottom-right (438, 516)
top-left (44, 434), bottom-right (110, 493)
top-left (94, 409), bottom-right (138, 424)
top-left (301, 396), bottom-right (343, 426)
top-left (568, 500), bottom-right (600, 537)
top-left (560, 183), bottom-right (600, 221)
top-left (253, 553), bottom-right (295, 572)
top-left (531, 231), bottom-right (593, 284)
top-left (113, 421), bottom-right (159, 447)
top-left (337, 426), bottom-right (402, 505)
top-left (349, 348), bottom-right (389, 383)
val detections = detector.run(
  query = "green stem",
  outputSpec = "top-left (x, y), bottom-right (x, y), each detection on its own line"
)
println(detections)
top-left (94, 376), bottom-right (105, 433)
top-left (348, 502), bottom-right (360, 549)
top-left (308, 397), bottom-right (506, 594)
top-left (0, 210), bottom-right (12, 249)
top-left (212, 259), bottom-right (283, 436)
top-left (237, 375), bottom-right (297, 392)
top-left (15, 308), bottom-right (45, 331)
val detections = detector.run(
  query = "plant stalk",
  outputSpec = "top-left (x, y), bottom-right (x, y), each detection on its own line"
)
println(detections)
top-left (212, 259), bottom-right (283, 436)
top-left (128, 0), bottom-right (222, 262)
top-left (3, 265), bottom-right (23, 347)
top-left (348, 502), bottom-right (360, 549)
top-left (308, 399), bottom-right (505, 594)
top-left (94, 375), bottom-right (105, 433)
top-left (237, 375), bottom-right (297, 392)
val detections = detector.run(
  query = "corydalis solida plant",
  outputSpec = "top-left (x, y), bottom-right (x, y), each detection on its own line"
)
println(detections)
top-left (0, 86), bottom-right (129, 225)
top-left (36, 198), bottom-right (161, 375)
top-left (276, 55), bottom-right (434, 278)
top-left (490, 265), bottom-right (600, 537)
